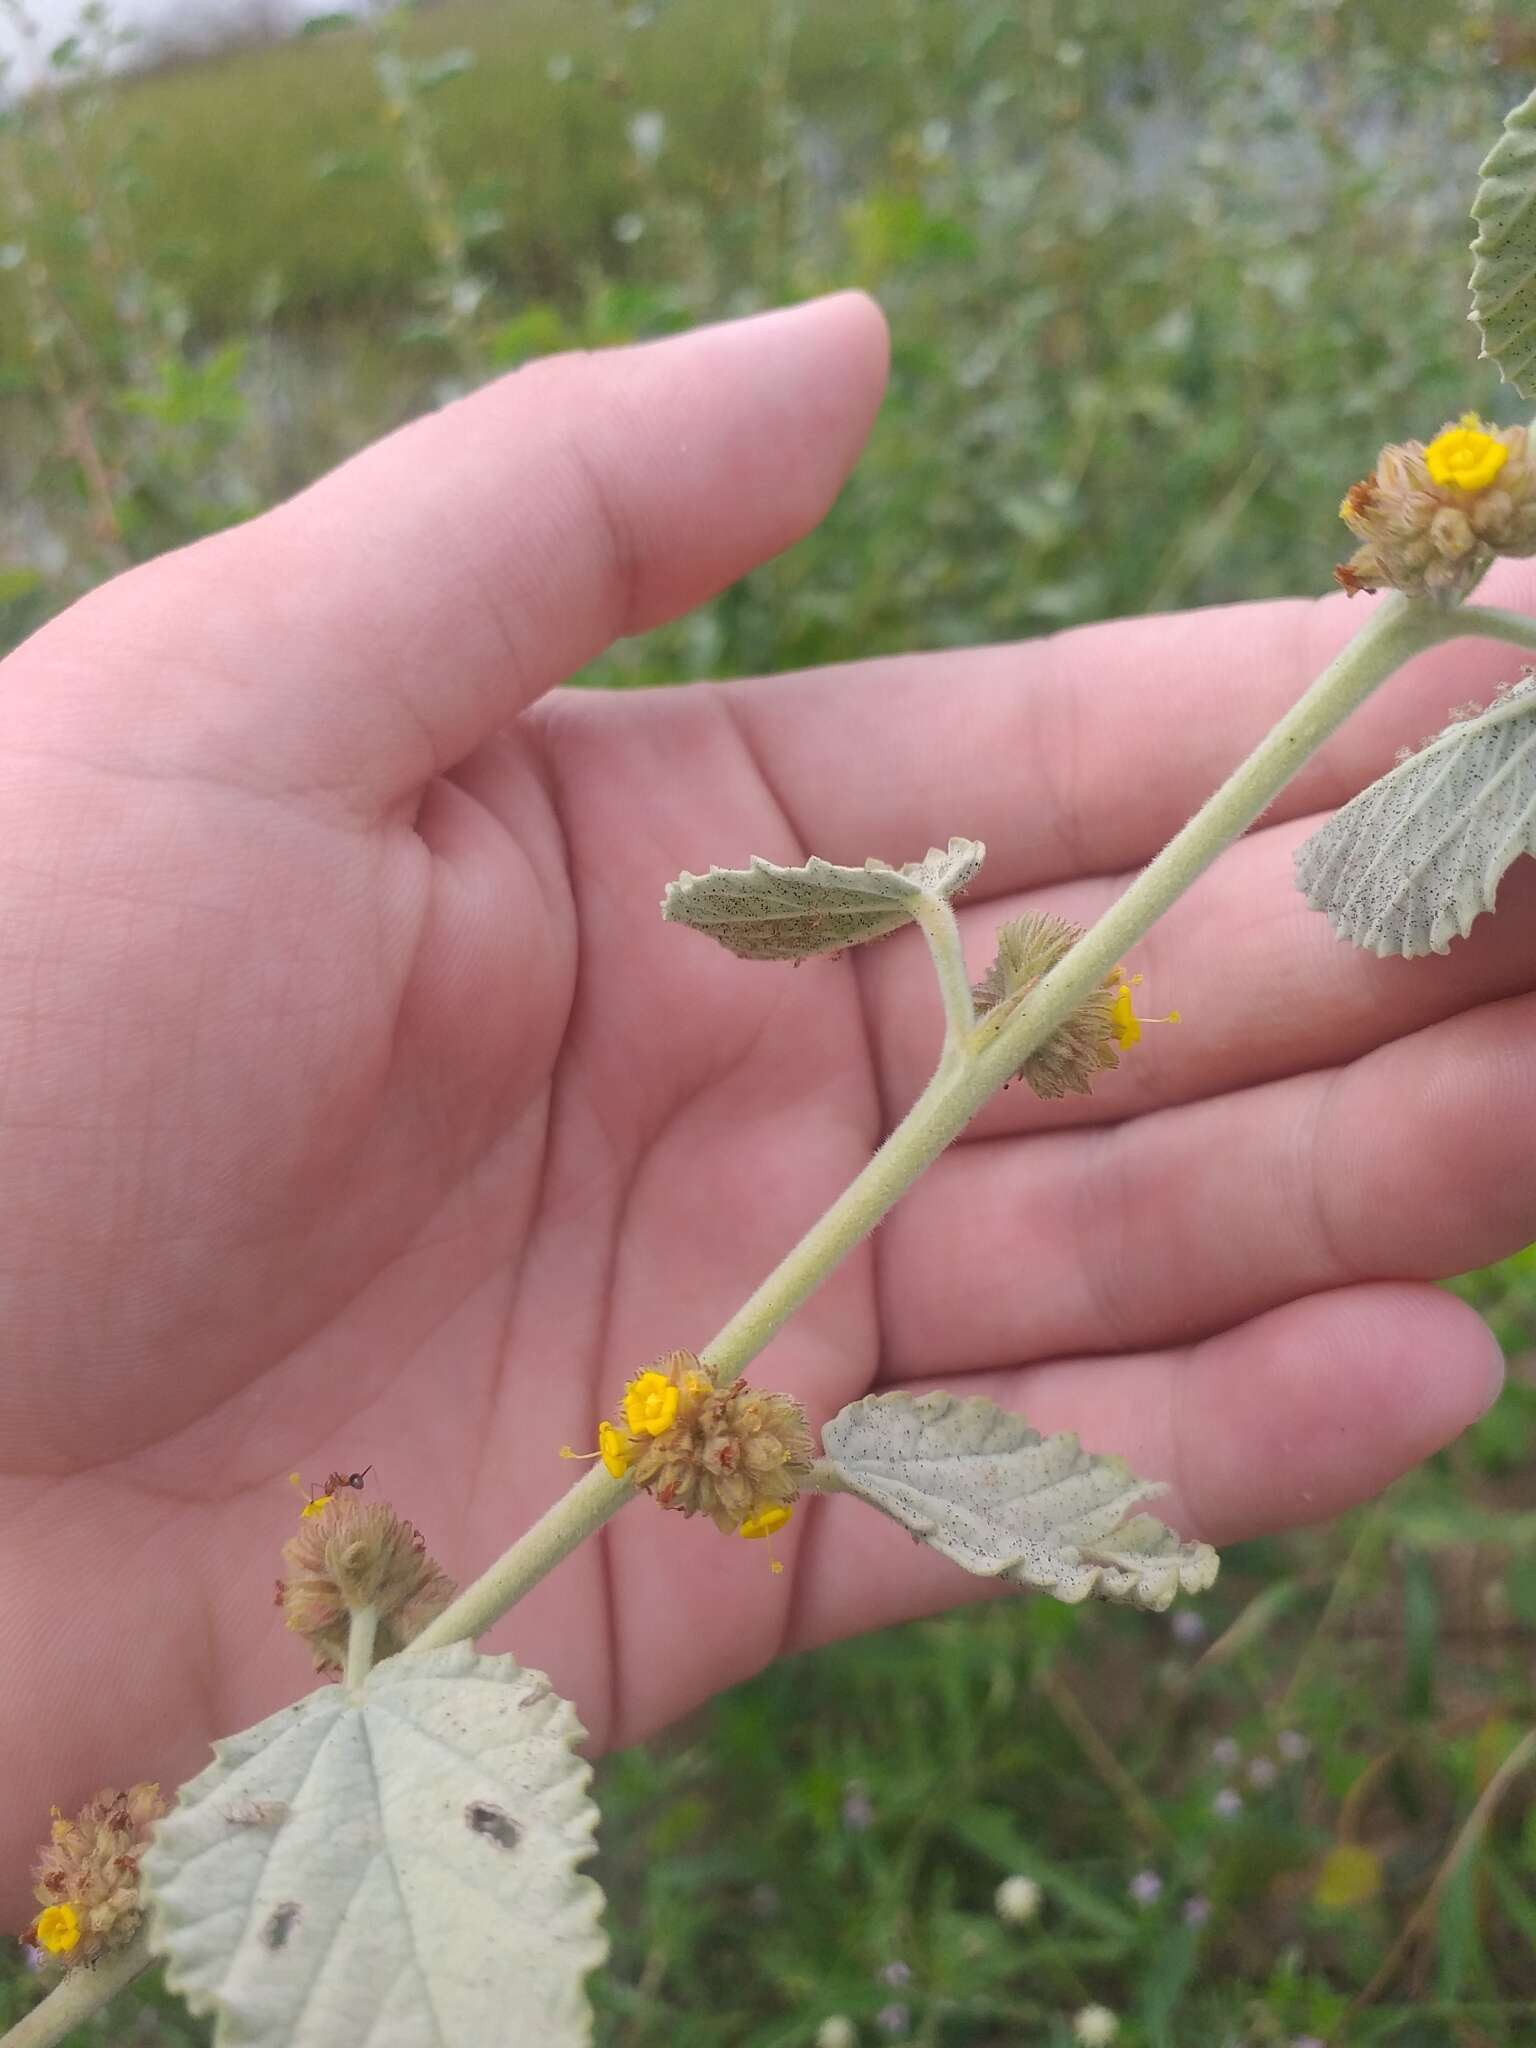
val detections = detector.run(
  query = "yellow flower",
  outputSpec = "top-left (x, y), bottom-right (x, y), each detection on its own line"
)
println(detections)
top-left (35, 1903), bottom-right (80, 1955)
top-left (1111, 984), bottom-right (1141, 1050)
top-left (598, 1421), bottom-right (631, 1479)
top-left (1425, 414), bottom-right (1510, 494)
top-left (738, 1504), bottom-right (793, 1541)
top-left (624, 1370), bottom-right (680, 1438)
top-left (1111, 975), bottom-right (1180, 1052)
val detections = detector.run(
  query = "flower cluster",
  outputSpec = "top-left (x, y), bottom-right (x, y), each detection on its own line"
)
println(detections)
top-left (24, 1783), bottom-right (166, 1968)
top-left (276, 1494), bottom-right (455, 1675)
top-left (972, 913), bottom-right (1176, 1097)
top-left (601, 1350), bottom-right (815, 1535)
top-left (1336, 413), bottom-right (1536, 601)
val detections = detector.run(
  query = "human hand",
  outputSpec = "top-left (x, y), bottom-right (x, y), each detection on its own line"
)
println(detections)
top-left (1, 293), bottom-right (1524, 1920)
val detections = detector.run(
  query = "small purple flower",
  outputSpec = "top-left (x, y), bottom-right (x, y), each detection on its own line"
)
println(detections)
top-left (1170, 1609), bottom-right (1208, 1646)
top-left (1211, 1736), bottom-right (1241, 1769)
top-left (1181, 1894), bottom-right (1212, 1928)
top-left (877, 1960), bottom-right (912, 1989)
top-left (1212, 1786), bottom-right (1244, 1819)
top-left (1278, 1729), bottom-right (1310, 1763)
top-left (876, 2003), bottom-right (910, 2038)
top-left (1290, 2036), bottom-right (1327, 2048)
top-left (1246, 1756), bottom-right (1279, 1791)
top-left (1128, 1870), bottom-right (1163, 1906)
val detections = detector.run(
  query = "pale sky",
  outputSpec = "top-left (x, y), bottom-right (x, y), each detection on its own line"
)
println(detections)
top-left (0, 0), bottom-right (334, 89)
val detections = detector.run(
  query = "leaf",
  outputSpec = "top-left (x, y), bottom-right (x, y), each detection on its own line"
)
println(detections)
top-left (819, 1390), bottom-right (1218, 1611)
top-left (143, 1644), bottom-right (605, 2047)
top-left (661, 837), bottom-right (984, 962)
top-left (1293, 678), bottom-right (1536, 957)
top-left (1471, 87), bottom-right (1536, 394)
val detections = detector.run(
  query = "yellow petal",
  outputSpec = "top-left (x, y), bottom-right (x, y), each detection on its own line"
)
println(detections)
top-left (739, 1504), bottom-right (793, 1541)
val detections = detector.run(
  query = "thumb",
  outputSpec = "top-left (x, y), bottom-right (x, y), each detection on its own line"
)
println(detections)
top-left (6, 293), bottom-right (890, 807)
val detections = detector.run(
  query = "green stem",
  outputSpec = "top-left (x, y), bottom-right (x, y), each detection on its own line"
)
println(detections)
top-left (911, 891), bottom-right (976, 1057)
top-left (1, 1935), bottom-right (150, 2048)
top-left (1455, 603), bottom-right (1536, 654)
top-left (703, 593), bottom-right (1453, 1383)
top-left (408, 1466), bottom-right (630, 1655)
top-left (411, 590), bottom-right (1503, 1643)
top-left (345, 1604), bottom-right (379, 1692)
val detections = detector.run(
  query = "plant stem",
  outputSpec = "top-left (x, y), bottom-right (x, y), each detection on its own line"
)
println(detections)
top-left (911, 890), bottom-right (976, 1056)
top-left (1455, 602), bottom-right (1536, 654)
top-left (703, 595), bottom-right (1460, 1383)
top-left (408, 1465), bottom-right (630, 1655)
top-left (1, 1934), bottom-right (150, 2048)
top-left (413, 589), bottom-right (1510, 1640)
top-left (345, 1604), bottom-right (379, 1691)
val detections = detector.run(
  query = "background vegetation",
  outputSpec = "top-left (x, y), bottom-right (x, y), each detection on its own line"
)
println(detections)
top-left (2, 2), bottom-right (1535, 2042)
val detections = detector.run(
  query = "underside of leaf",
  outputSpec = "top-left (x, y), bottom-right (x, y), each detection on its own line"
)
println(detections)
top-left (1472, 86), bottom-right (1536, 395)
top-left (661, 837), bottom-right (984, 961)
top-left (819, 1390), bottom-right (1218, 1611)
top-left (142, 1644), bottom-right (605, 2047)
top-left (1294, 678), bottom-right (1536, 957)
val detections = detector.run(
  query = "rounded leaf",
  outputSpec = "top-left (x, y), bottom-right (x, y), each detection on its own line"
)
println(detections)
top-left (661, 837), bottom-right (984, 961)
top-left (1472, 87), bottom-right (1536, 394)
top-left (142, 1644), bottom-right (605, 2047)
top-left (820, 1390), bottom-right (1217, 1611)
top-left (1294, 677), bottom-right (1536, 957)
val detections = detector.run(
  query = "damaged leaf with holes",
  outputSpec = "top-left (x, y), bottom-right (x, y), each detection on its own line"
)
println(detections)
top-left (1294, 675), bottom-right (1536, 957)
top-left (817, 1390), bottom-right (1218, 1611)
top-left (141, 1643), bottom-right (605, 2046)
top-left (660, 836), bottom-right (984, 961)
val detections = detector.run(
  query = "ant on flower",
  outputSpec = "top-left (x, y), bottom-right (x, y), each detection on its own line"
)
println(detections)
top-left (287, 1466), bottom-right (373, 1520)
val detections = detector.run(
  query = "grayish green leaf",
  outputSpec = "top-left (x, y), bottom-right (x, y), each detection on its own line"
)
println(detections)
top-left (143, 1644), bottom-right (604, 2047)
top-left (1472, 87), bottom-right (1536, 394)
top-left (1294, 677), bottom-right (1536, 957)
top-left (661, 836), bottom-right (984, 961)
top-left (819, 1390), bottom-right (1218, 1611)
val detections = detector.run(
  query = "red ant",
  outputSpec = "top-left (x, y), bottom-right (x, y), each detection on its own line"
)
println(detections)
top-left (289, 1466), bottom-right (373, 1517)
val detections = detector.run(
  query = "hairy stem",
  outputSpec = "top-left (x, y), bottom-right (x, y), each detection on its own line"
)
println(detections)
top-left (1453, 602), bottom-right (1536, 654)
top-left (1, 1934), bottom-right (150, 2048)
top-left (407, 1466), bottom-right (630, 1655)
top-left (703, 595), bottom-right (1459, 1381)
top-left (345, 1604), bottom-right (379, 1692)
top-left (417, 590), bottom-right (1507, 1639)
top-left (911, 891), bottom-right (976, 1056)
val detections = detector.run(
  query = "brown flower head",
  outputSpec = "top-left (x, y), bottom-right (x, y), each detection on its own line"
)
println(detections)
top-left (25, 1782), bottom-right (166, 1968)
top-left (277, 1495), bottom-right (455, 1675)
top-left (1336, 414), bottom-right (1536, 601)
top-left (613, 1351), bottom-right (815, 1534)
top-left (973, 913), bottom-right (1139, 1099)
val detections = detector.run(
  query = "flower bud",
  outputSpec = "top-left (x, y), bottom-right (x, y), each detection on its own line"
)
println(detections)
top-left (973, 914), bottom-right (1175, 1098)
top-left (616, 1351), bottom-right (815, 1534)
top-left (1336, 414), bottom-right (1536, 601)
top-left (25, 1783), bottom-right (166, 1969)
top-left (277, 1495), bottom-right (454, 1675)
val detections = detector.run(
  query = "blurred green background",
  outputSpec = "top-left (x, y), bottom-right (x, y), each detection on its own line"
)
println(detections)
top-left (3, 2), bottom-right (1536, 2043)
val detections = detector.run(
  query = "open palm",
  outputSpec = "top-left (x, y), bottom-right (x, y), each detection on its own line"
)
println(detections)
top-left (2, 294), bottom-right (1528, 1921)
